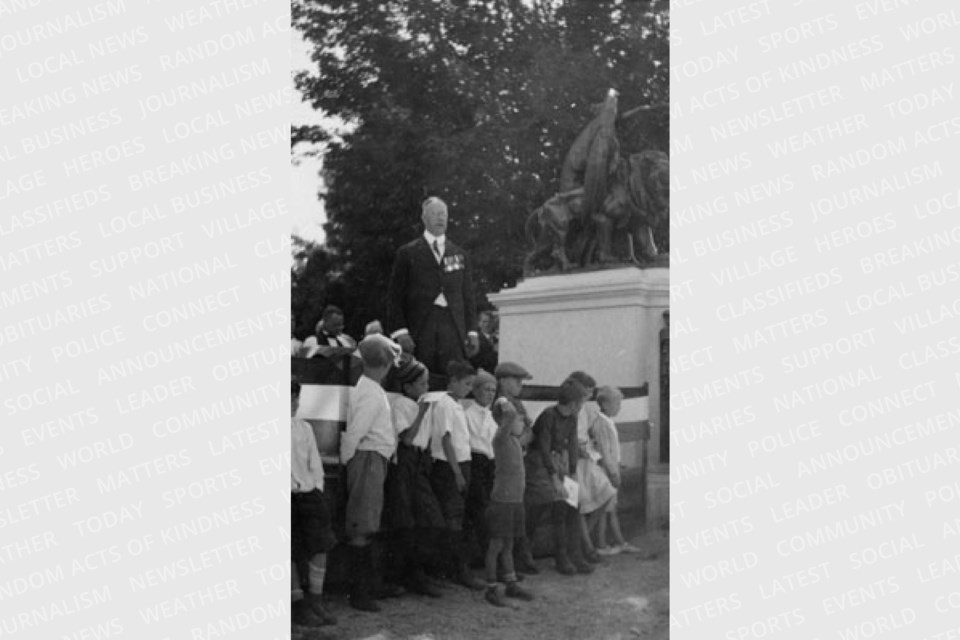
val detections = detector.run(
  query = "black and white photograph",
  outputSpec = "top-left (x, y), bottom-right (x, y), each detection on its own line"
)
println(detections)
top-left (289, 1), bottom-right (670, 637)
top-left (3, 1), bottom-right (960, 639)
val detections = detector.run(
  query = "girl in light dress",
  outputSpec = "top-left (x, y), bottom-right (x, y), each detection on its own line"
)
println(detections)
top-left (567, 371), bottom-right (616, 563)
top-left (590, 385), bottom-right (640, 555)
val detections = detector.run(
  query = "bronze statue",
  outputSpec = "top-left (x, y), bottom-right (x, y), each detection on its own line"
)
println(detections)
top-left (523, 192), bottom-right (577, 275)
top-left (599, 150), bottom-right (669, 265)
top-left (524, 90), bottom-right (669, 276)
top-left (560, 89), bottom-right (620, 221)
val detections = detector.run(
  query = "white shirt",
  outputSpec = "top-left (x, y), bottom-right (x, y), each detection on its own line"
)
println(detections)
top-left (303, 331), bottom-right (357, 352)
top-left (461, 399), bottom-right (497, 459)
top-left (389, 393), bottom-right (443, 452)
top-left (412, 396), bottom-right (449, 451)
top-left (423, 230), bottom-right (446, 263)
top-left (423, 230), bottom-right (448, 307)
top-left (340, 375), bottom-right (396, 464)
top-left (291, 417), bottom-right (324, 493)
top-left (430, 393), bottom-right (471, 462)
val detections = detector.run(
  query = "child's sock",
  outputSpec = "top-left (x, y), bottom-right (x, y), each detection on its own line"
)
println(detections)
top-left (484, 542), bottom-right (501, 585)
top-left (291, 560), bottom-right (304, 602)
top-left (307, 555), bottom-right (326, 595)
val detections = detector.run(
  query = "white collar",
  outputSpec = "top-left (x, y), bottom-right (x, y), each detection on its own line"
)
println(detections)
top-left (423, 230), bottom-right (446, 246)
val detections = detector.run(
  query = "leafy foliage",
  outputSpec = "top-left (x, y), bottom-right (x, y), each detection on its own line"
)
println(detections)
top-left (293, 0), bottom-right (668, 339)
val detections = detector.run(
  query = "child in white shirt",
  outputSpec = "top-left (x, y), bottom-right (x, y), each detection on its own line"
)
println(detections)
top-left (291, 378), bottom-right (336, 627)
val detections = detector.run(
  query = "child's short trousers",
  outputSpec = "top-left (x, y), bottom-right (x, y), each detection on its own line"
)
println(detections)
top-left (430, 459), bottom-right (469, 530)
top-left (345, 450), bottom-right (388, 538)
top-left (486, 501), bottom-right (525, 539)
top-left (292, 489), bottom-right (336, 560)
top-left (384, 443), bottom-right (445, 530)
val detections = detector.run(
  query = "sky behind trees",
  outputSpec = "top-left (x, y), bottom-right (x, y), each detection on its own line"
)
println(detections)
top-left (291, 30), bottom-right (327, 245)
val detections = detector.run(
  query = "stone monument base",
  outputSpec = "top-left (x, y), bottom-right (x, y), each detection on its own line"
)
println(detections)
top-left (490, 267), bottom-right (669, 528)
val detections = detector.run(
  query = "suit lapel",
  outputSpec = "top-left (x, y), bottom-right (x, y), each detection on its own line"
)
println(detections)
top-left (413, 237), bottom-right (432, 265)
top-left (418, 236), bottom-right (444, 267)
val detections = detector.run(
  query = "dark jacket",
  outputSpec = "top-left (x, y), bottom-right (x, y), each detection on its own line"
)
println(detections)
top-left (469, 331), bottom-right (498, 373)
top-left (387, 236), bottom-right (477, 347)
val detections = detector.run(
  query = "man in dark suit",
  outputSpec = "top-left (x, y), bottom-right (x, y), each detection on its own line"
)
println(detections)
top-left (469, 310), bottom-right (498, 374)
top-left (302, 305), bottom-right (358, 357)
top-left (387, 197), bottom-right (479, 388)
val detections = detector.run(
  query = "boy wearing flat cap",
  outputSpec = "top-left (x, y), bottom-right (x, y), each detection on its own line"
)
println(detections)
top-left (494, 361), bottom-right (534, 452)
top-left (494, 361), bottom-right (539, 574)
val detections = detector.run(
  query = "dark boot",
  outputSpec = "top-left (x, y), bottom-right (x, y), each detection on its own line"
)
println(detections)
top-left (407, 567), bottom-right (444, 598)
top-left (348, 545), bottom-right (381, 613)
top-left (505, 580), bottom-right (534, 601)
top-left (565, 510), bottom-right (594, 575)
top-left (305, 593), bottom-right (337, 625)
top-left (383, 530), bottom-right (407, 586)
top-left (404, 531), bottom-right (442, 597)
top-left (441, 528), bottom-right (479, 588)
top-left (291, 599), bottom-right (325, 627)
top-left (552, 506), bottom-right (575, 575)
top-left (456, 563), bottom-right (486, 590)
top-left (514, 536), bottom-right (540, 575)
top-left (441, 528), bottom-right (462, 581)
top-left (575, 561), bottom-right (595, 574)
top-left (370, 538), bottom-right (404, 599)
top-left (485, 584), bottom-right (508, 607)
top-left (453, 532), bottom-right (486, 590)
top-left (418, 528), bottom-right (446, 581)
top-left (374, 582), bottom-right (405, 599)
top-left (455, 539), bottom-right (487, 591)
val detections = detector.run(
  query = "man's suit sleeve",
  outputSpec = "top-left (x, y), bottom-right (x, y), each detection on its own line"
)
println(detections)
top-left (386, 246), bottom-right (409, 336)
top-left (462, 251), bottom-right (478, 334)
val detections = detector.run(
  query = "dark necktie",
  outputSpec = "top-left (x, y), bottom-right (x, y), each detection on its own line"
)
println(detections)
top-left (432, 239), bottom-right (442, 262)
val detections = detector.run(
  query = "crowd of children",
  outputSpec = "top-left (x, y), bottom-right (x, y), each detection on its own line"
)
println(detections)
top-left (291, 334), bottom-right (638, 629)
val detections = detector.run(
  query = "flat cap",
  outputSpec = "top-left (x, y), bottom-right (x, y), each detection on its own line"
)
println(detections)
top-left (494, 361), bottom-right (532, 380)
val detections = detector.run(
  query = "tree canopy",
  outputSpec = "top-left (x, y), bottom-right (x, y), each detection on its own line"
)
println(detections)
top-left (292, 0), bottom-right (669, 339)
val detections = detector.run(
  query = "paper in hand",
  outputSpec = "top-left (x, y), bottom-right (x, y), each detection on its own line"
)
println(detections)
top-left (563, 477), bottom-right (579, 509)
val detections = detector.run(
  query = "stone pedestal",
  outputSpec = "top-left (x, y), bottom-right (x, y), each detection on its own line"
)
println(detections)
top-left (491, 267), bottom-right (667, 387)
top-left (490, 267), bottom-right (669, 527)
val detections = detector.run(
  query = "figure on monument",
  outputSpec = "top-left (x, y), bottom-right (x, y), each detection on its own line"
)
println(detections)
top-left (601, 149), bottom-right (670, 265)
top-left (524, 90), bottom-right (669, 276)
top-left (561, 88), bottom-right (621, 267)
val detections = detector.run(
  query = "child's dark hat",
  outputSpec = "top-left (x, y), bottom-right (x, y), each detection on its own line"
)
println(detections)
top-left (494, 362), bottom-right (532, 380)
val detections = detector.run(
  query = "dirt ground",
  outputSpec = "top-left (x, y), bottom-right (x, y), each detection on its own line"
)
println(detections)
top-left (293, 528), bottom-right (669, 640)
